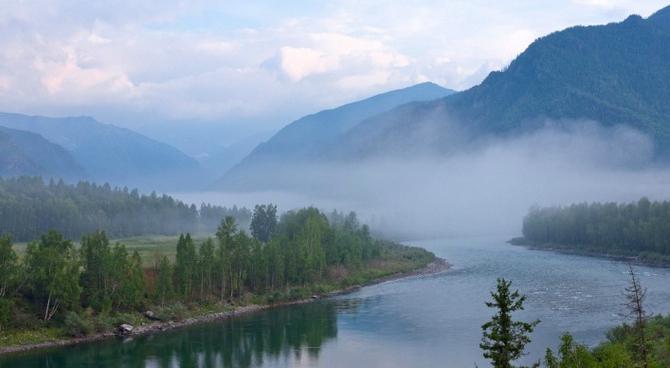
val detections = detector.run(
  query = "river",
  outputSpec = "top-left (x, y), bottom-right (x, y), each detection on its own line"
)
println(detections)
top-left (3, 236), bottom-right (670, 367)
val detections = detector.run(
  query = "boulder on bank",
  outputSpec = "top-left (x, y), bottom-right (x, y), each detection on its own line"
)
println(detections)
top-left (144, 310), bottom-right (160, 320)
top-left (116, 324), bottom-right (134, 336)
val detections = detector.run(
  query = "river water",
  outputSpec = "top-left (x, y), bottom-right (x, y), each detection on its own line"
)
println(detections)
top-left (3, 236), bottom-right (670, 367)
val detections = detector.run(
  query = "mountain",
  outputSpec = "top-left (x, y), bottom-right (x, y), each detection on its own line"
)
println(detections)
top-left (0, 126), bottom-right (84, 178)
top-left (199, 132), bottom-right (272, 178)
top-left (324, 6), bottom-right (670, 159)
top-left (220, 82), bottom-right (454, 188)
top-left (0, 113), bottom-right (200, 189)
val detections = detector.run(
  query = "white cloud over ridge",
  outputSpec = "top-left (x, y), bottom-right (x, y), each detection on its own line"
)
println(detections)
top-left (0, 0), bottom-right (667, 134)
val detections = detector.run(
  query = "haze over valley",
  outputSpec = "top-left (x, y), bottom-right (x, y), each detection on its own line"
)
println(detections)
top-left (2, 2), bottom-right (670, 367)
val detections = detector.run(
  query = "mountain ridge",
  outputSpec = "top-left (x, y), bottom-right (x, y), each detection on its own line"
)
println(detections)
top-left (0, 112), bottom-right (201, 189)
top-left (219, 82), bottom-right (454, 188)
top-left (324, 6), bottom-right (670, 159)
top-left (0, 125), bottom-right (85, 179)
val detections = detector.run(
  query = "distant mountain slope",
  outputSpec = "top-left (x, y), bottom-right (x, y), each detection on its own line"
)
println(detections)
top-left (0, 126), bottom-right (84, 178)
top-left (0, 113), bottom-right (200, 188)
top-left (328, 6), bottom-right (670, 158)
top-left (220, 82), bottom-right (454, 188)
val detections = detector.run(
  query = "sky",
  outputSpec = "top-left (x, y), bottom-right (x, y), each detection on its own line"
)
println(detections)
top-left (0, 0), bottom-right (668, 149)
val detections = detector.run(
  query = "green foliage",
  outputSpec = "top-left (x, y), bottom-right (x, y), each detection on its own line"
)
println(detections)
top-left (250, 204), bottom-right (278, 242)
top-left (0, 298), bottom-right (12, 331)
top-left (196, 238), bottom-right (216, 299)
top-left (80, 231), bottom-right (145, 312)
top-left (541, 315), bottom-right (670, 367)
top-left (24, 231), bottom-right (81, 321)
top-left (522, 198), bottom-right (670, 259)
top-left (0, 235), bottom-right (19, 299)
top-left (63, 311), bottom-right (93, 337)
top-left (481, 278), bottom-right (539, 368)
top-left (0, 235), bottom-right (19, 331)
top-left (175, 234), bottom-right (197, 299)
top-left (0, 205), bottom-right (435, 348)
top-left (0, 176), bottom-right (251, 242)
top-left (154, 256), bottom-right (174, 306)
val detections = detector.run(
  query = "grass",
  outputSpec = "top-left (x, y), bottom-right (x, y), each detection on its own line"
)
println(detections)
top-left (13, 234), bottom-right (213, 266)
top-left (0, 327), bottom-right (63, 347)
top-left (116, 235), bottom-right (211, 266)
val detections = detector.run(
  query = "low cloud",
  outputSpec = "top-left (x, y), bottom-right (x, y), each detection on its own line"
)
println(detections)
top-left (176, 122), bottom-right (670, 240)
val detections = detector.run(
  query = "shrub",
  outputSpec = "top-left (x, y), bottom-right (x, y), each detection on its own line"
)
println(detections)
top-left (0, 299), bottom-right (12, 330)
top-left (155, 302), bottom-right (188, 321)
top-left (63, 312), bottom-right (93, 337)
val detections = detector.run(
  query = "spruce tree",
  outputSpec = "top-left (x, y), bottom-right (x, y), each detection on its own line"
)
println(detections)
top-left (481, 278), bottom-right (539, 368)
top-left (625, 264), bottom-right (649, 368)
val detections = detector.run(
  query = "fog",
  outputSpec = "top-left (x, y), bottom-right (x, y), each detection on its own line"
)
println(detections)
top-left (174, 121), bottom-right (670, 240)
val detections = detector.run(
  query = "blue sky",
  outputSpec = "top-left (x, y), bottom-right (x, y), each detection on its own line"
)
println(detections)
top-left (0, 0), bottom-right (667, 145)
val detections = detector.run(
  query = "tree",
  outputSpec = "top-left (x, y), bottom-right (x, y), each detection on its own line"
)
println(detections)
top-left (0, 235), bottom-right (19, 330)
top-left (197, 238), bottom-right (215, 299)
top-left (250, 204), bottom-right (278, 243)
top-left (216, 216), bottom-right (238, 300)
top-left (80, 231), bottom-right (112, 311)
top-left (25, 231), bottom-right (81, 321)
top-left (122, 250), bottom-right (145, 309)
top-left (175, 234), bottom-right (197, 299)
top-left (155, 256), bottom-right (173, 306)
top-left (543, 333), bottom-right (598, 368)
top-left (0, 235), bottom-right (19, 299)
top-left (625, 264), bottom-right (649, 368)
top-left (481, 278), bottom-right (539, 368)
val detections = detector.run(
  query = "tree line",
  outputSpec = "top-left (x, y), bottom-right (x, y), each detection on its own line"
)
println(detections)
top-left (0, 205), bottom-right (388, 332)
top-left (522, 198), bottom-right (670, 256)
top-left (0, 176), bottom-right (251, 242)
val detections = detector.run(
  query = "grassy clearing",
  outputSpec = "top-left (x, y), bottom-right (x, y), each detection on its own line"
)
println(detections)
top-left (12, 234), bottom-right (213, 266)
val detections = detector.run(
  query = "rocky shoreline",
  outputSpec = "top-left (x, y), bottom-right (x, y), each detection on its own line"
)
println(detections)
top-left (0, 258), bottom-right (449, 357)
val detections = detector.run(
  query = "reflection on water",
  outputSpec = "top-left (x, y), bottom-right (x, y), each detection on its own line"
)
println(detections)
top-left (0, 302), bottom-right (340, 368)
top-left (3, 237), bottom-right (670, 367)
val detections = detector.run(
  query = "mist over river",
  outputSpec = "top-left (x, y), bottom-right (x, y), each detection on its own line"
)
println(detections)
top-left (3, 236), bottom-right (670, 368)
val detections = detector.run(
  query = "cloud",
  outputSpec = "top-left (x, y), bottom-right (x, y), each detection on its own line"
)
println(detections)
top-left (0, 0), bottom-right (667, 134)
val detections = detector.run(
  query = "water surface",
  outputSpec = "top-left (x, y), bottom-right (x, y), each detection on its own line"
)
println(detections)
top-left (3, 237), bottom-right (670, 367)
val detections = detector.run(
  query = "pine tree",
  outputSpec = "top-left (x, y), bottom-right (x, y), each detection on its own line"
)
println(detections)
top-left (481, 278), bottom-right (539, 368)
top-left (625, 264), bottom-right (649, 368)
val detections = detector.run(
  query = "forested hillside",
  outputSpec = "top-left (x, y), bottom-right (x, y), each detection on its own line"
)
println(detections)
top-left (319, 6), bottom-right (670, 160)
top-left (0, 177), bottom-right (250, 242)
top-left (0, 126), bottom-right (84, 179)
top-left (0, 113), bottom-right (201, 190)
top-left (520, 198), bottom-right (670, 261)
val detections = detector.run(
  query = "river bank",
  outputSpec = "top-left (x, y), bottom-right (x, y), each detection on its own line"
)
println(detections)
top-left (508, 237), bottom-right (670, 268)
top-left (0, 258), bottom-right (449, 357)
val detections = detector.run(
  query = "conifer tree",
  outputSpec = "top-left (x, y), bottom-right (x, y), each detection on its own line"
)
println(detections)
top-left (481, 278), bottom-right (539, 368)
top-left (625, 264), bottom-right (649, 368)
